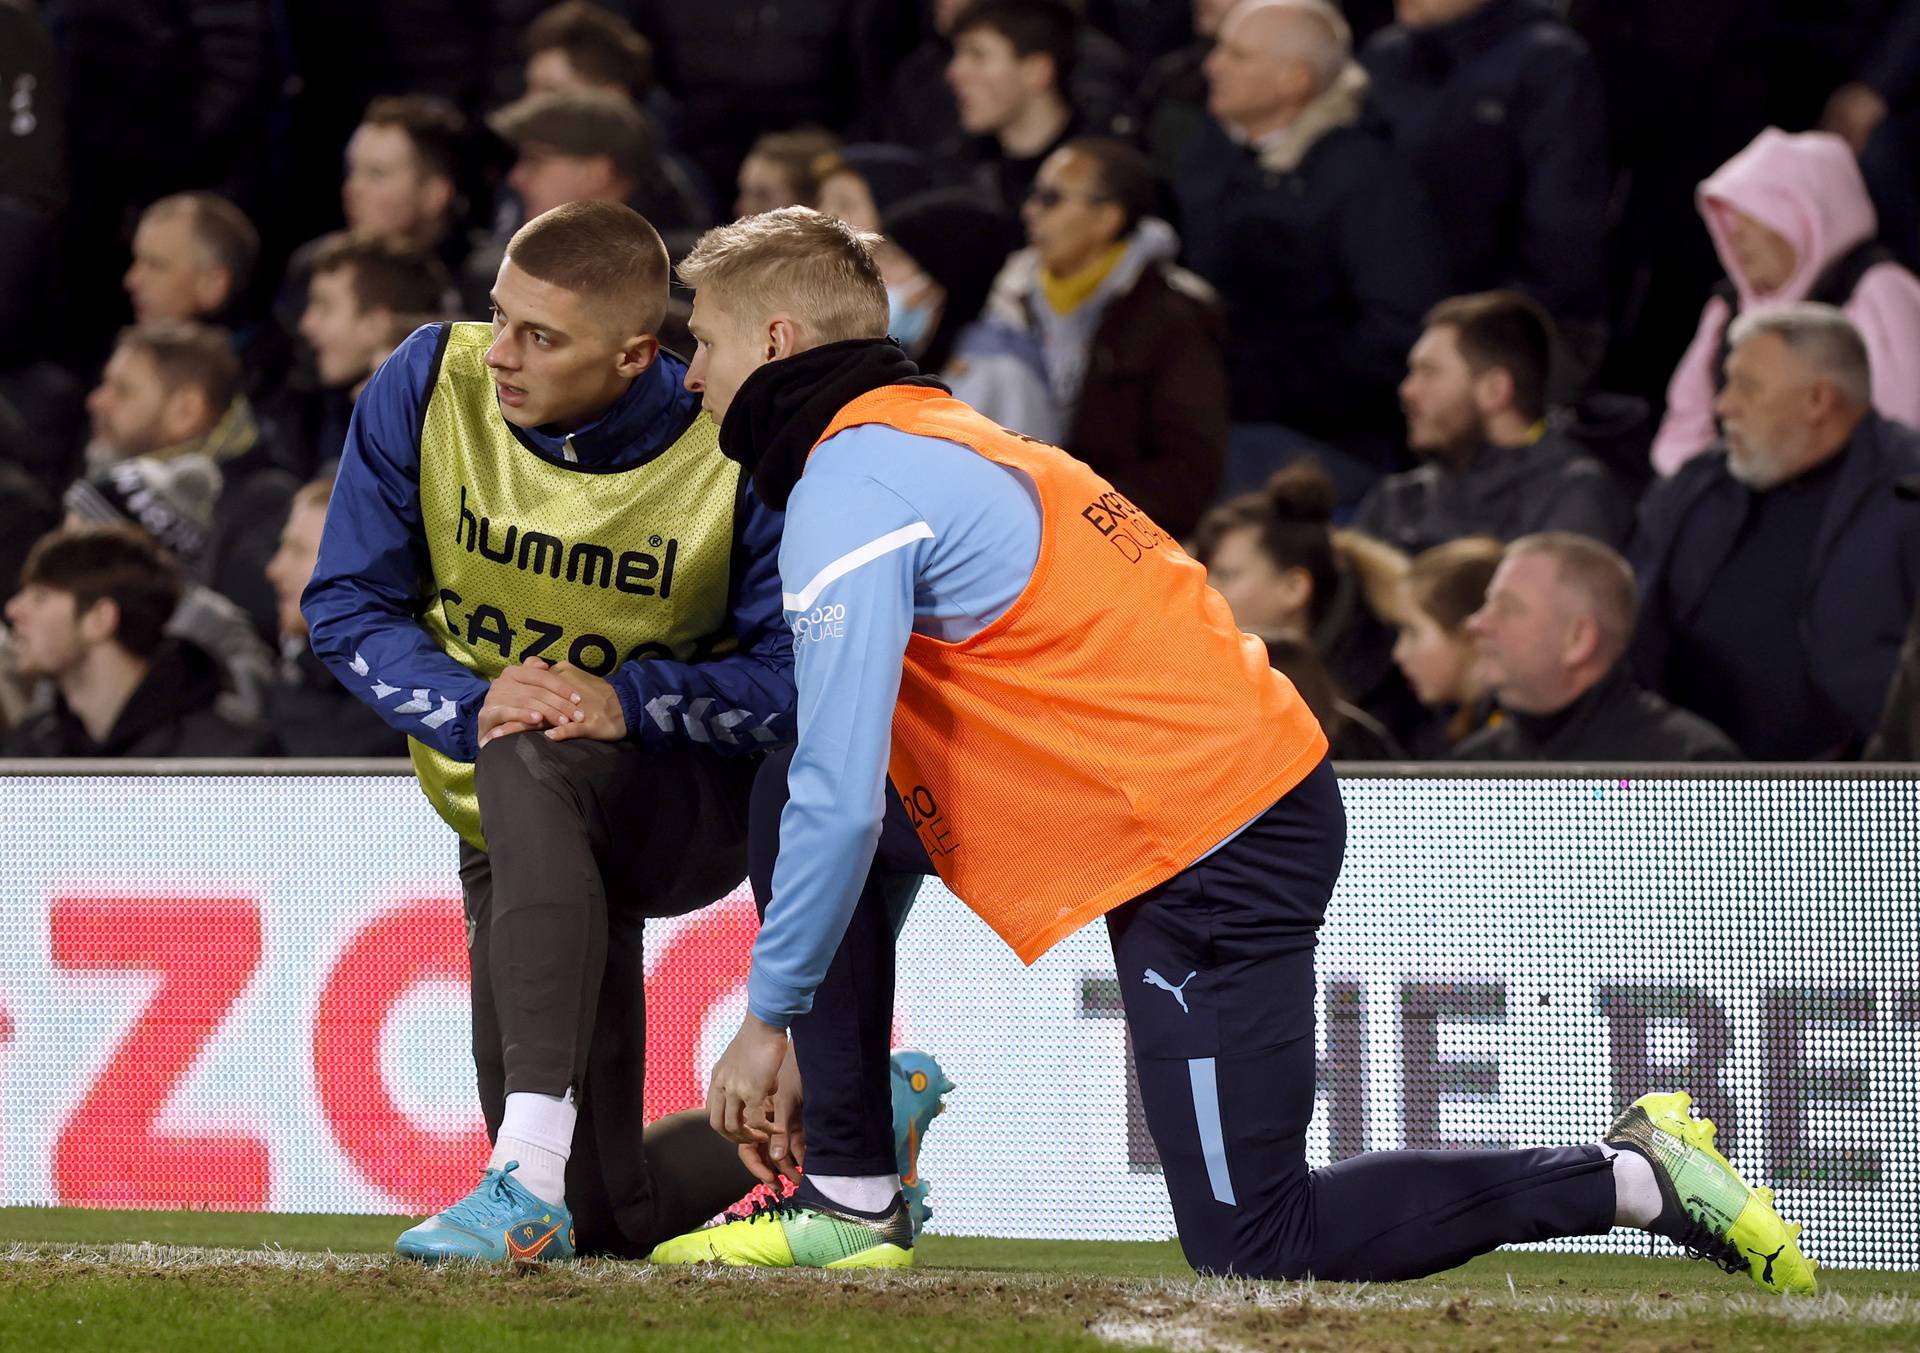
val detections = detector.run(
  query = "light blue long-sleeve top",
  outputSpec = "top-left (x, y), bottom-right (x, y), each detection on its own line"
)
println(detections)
top-left (746, 423), bottom-right (1042, 1029)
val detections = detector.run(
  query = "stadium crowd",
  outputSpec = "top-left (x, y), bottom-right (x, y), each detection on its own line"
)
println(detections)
top-left (2, 0), bottom-right (1918, 763)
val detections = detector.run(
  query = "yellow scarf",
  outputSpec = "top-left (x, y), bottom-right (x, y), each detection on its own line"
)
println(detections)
top-left (1039, 242), bottom-right (1127, 316)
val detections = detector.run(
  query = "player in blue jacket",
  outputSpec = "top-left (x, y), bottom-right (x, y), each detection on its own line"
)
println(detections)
top-left (303, 201), bottom-right (792, 1263)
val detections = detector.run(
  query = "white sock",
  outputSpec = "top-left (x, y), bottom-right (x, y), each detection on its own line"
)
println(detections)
top-left (808, 1172), bottom-right (901, 1214)
top-left (1599, 1142), bottom-right (1663, 1229)
top-left (490, 1090), bottom-right (576, 1208)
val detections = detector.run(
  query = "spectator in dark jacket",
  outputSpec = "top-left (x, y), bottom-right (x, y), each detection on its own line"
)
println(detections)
top-left (521, 4), bottom-right (719, 219)
top-left (1361, 0), bottom-right (1609, 347)
top-left (864, 0), bottom-right (1136, 169)
top-left (299, 236), bottom-right (449, 395)
top-left (262, 478), bottom-right (407, 757)
top-left (1354, 292), bottom-right (1632, 553)
top-left (275, 0), bottom-right (546, 256)
top-left (1, 524), bottom-right (274, 758)
top-left (944, 0), bottom-right (1091, 209)
top-left (275, 96), bottom-right (471, 441)
top-left (1174, 0), bottom-right (1446, 493)
top-left (290, 233), bottom-right (451, 472)
top-left (492, 91), bottom-right (709, 251)
top-left (1630, 304), bottom-right (1920, 759)
top-left (523, 0), bottom-right (656, 104)
top-left (978, 138), bottom-right (1227, 537)
top-left (1460, 532), bottom-right (1737, 761)
top-left (84, 321), bottom-right (298, 640)
top-left (124, 192), bottom-right (287, 406)
top-left (336, 97), bottom-right (470, 271)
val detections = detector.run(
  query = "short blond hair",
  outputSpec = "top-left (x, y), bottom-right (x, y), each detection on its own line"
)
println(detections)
top-left (677, 208), bottom-right (889, 347)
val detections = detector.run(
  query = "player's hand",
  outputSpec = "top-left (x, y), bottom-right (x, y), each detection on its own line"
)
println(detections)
top-left (738, 1040), bottom-right (806, 1188)
top-left (479, 657), bottom-right (584, 747)
top-left (538, 661), bottom-right (627, 743)
top-left (708, 1013), bottom-right (788, 1145)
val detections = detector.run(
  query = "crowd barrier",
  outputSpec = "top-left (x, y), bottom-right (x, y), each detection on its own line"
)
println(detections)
top-left (0, 761), bottom-right (1914, 1269)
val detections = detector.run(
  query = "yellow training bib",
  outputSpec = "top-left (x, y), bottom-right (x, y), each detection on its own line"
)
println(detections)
top-left (410, 323), bottom-right (741, 847)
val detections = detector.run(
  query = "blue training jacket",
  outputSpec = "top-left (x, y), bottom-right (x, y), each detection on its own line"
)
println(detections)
top-left (749, 424), bottom-right (1040, 1027)
top-left (301, 324), bottom-right (794, 764)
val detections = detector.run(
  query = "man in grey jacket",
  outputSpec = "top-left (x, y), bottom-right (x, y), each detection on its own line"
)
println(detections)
top-left (1354, 291), bottom-right (1632, 553)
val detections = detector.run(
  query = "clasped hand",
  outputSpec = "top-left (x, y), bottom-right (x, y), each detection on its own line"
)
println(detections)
top-left (478, 657), bottom-right (626, 747)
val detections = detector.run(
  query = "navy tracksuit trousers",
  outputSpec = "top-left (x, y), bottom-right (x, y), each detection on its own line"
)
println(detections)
top-left (749, 750), bottom-right (1617, 1279)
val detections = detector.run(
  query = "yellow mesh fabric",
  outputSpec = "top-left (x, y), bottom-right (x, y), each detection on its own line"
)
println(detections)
top-left (410, 324), bottom-right (741, 846)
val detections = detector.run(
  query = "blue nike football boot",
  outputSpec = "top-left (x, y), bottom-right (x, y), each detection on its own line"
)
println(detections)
top-left (394, 1161), bottom-right (576, 1263)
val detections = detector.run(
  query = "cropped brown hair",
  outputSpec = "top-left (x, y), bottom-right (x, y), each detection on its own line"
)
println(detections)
top-left (505, 199), bottom-right (670, 337)
top-left (361, 94), bottom-right (468, 183)
top-left (1424, 290), bottom-right (1554, 423)
top-left (115, 320), bottom-right (242, 416)
top-left (19, 524), bottom-right (183, 659)
top-left (308, 233), bottom-right (451, 315)
top-left (524, 0), bottom-right (654, 99)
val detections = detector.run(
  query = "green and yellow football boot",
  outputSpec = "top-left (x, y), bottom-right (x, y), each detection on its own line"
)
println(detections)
top-left (648, 1179), bottom-right (914, 1270)
top-left (1605, 1091), bottom-right (1817, 1295)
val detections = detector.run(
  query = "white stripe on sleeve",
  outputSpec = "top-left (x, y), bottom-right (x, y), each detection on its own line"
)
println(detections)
top-left (782, 521), bottom-right (934, 612)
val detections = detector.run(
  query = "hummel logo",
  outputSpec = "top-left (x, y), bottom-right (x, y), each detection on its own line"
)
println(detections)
top-left (1748, 1243), bottom-right (1786, 1286)
top-left (1143, 968), bottom-right (1196, 1014)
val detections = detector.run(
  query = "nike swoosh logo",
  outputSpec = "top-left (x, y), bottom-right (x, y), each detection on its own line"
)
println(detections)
top-left (506, 1223), bottom-right (561, 1259)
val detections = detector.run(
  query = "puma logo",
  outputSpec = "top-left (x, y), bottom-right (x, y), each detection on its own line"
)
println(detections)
top-left (1748, 1243), bottom-right (1786, 1286)
top-left (1143, 968), bottom-right (1197, 1014)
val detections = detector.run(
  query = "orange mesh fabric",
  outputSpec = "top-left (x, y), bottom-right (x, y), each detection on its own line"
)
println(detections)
top-left (814, 386), bottom-right (1328, 964)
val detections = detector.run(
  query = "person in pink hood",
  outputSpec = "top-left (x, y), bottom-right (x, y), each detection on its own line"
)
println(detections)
top-left (1649, 127), bottom-right (1920, 476)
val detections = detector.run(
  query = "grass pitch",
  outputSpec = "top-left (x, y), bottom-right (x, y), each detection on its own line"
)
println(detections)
top-left (2, 1209), bottom-right (1915, 1352)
